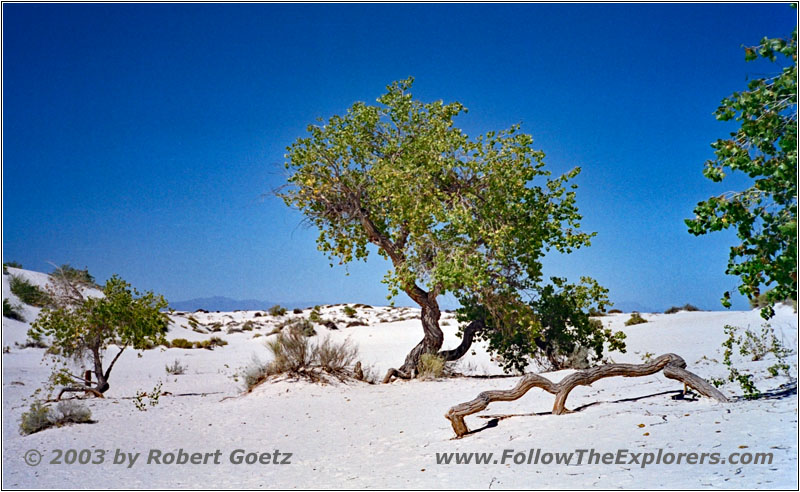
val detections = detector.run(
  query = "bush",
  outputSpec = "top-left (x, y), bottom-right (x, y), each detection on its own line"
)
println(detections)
top-left (292, 308), bottom-right (303, 314)
top-left (3, 298), bottom-right (25, 321)
top-left (266, 329), bottom-right (315, 374)
top-left (625, 312), bottom-right (648, 326)
top-left (342, 305), bottom-right (357, 317)
top-left (19, 401), bottom-right (52, 435)
top-left (51, 264), bottom-right (98, 288)
top-left (278, 318), bottom-right (316, 337)
top-left (169, 338), bottom-right (194, 349)
top-left (244, 331), bottom-right (363, 389)
top-left (15, 338), bottom-right (48, 349)
top-left (242, 355), bottom-right (269, 391)
top-left (52, 400), bottom-right (92, 425)
top-left (316, 336), bottom-right (358, 374)
top-left (268, 305), bottom-right (287, 316)
top-left (664, 304), bottom-right (701, 314)
top-left (417, 353), bottom-right (445, 379)
top-left (19, 400), bottom-right (91, 435)
top-left (608, 309), bottom-right (622, 314)
top-left (308, 308), bottom-right (322, 323)
top-left (9, 275), bottom-right (50, 307)
top-left (165, 359), bottom-right (186, 375)
top-left (3, 261), bottom-right (22, 269)
top-left (712, 324), bottom-right (793, 399)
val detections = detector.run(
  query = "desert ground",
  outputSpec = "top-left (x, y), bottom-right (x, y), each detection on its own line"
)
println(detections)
top-left (2, 267), bottom-right (797, 488)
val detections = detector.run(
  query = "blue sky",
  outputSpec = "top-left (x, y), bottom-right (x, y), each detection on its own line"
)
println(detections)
top-left (2, 3), bottom-right (796, 311)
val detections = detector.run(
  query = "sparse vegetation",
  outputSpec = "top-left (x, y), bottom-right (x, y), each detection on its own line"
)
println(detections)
top-left (664, 304), bottom-right (701, 314)
top-left (342, 305), bottom-right (357, 317)
top-left (417, 353), bottom-right (445, 379)
top-left (712, 324), bottom-right (793, 399)
top-left (10, 275), bottom-right (51, 307)
top-left (165, 359), bottom-right (186, 375)
top-left (243, 329), bottom-right (364, 390)
top-left (51, 264), bottom-right (98, 288)
top-left (3, 298), bottom-right (25, 321)
top-left (19, 400), bottom-right (92, 435)
top-left (608, 309), bottom-right (622, 314)
top-left (292, 308), bottom-right (303, 314)
top-left (169, 338), bottom-right (194, 349)
top-left (269, 305), bottom-right (287, 316)
top-left (625, 312), bottom-right (648, 326)
top-left (316, 336), bottom-right (358, 374)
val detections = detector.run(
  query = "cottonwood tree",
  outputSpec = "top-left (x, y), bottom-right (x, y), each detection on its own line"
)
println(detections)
top-left (687, 29), bottom-right (797, 319)
top-left (29, 273), bottom-right (169, 397)
top-left (281, 78), bottom-right (622, 381)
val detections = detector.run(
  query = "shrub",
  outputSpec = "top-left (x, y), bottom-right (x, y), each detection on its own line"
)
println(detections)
top-left (19, 400), bottom-right (91, 435)
top-left (308, 308), bottom-right (322, 323)
top-left (267, 328), bottom-right (316, 373)
top-left (15, 338), bottom-right (48, 349)
top-left (608, 309), bottom-right (622, 314)
top-left (268, 305), bottom-right (287, 316)
top-left (19, 401), bottom-right (52, 435)
top-left (712, 324), bottom-right (793, 399)
top-left (346, 320), bottom-right (368, 327)
top-left (165, 359), bottom-right (186, 375)
top-left (316, 336), bottom-right (358, 374)
top-left (342, 305), bottom-right (357, 317)
top-left (664, 304), bottom-right (701, 314)
top-left (51, 264), bottom-right (98, 288)
top-left (3, 261), bottom-right (22, 269)
top-left (242, 355), bottom-right (269, 391)
top-left (9, 275), bottom-right (50, 307)
top-left (625, 312), bottom-right (648, 326)
top-left (417, 353), bottom-right (445, 379)
top-left (242, 320), bottom-right (255, 331)
top-left (169, 338), bottom-right (193, 349)
top-left (52, 400), bottom-right (92, 425)
top-left (273, 317), bottom-right (316, 336)
top-left (292, 308), bottom-right (303, 314)
top-left (3, 298), bottom-right (25, 321)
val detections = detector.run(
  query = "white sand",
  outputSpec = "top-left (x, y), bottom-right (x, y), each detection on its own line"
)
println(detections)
top-left (2, 268), bottom-right (797, 488)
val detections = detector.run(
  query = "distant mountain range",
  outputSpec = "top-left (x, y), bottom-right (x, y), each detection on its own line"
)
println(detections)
top-left (169, 296), bottom-right (317, 312)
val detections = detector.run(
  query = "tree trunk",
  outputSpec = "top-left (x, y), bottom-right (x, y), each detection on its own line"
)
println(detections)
top-left (445, 353), bottom-right (728, 437)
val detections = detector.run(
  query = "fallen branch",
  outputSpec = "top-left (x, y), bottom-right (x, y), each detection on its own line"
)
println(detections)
top-left (445, 353), bottom-right (728, 437)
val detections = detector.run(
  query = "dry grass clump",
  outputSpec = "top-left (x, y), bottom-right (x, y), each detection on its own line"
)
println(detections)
top-left (242, 329), bottom-right (367, 391)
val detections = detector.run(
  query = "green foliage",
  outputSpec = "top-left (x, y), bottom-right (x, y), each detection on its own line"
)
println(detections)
top-left (19, 400), bottom-right (91, 435)
top-left (624, 312), bottom-right (648, 326)
top-left (3, 298), bottom-right (25, 321)
top-left (712, 324), bottom-right (793, 399)
top-left (308, 307), bottom-right (322, 324)
top-left (3, 260), bottom-right (22, 269)
top-left (461, 277), bottom-right (625, 373)
top-left (9, 275), bottom-right (50, 307)
top-left (19, 401), bottom-right (52, 435)
top-left (686, 29), bottom-right (797, 319)
top-left (417, 353), bottom-right (445, 379)
top-left (280, 78), bottom-right (600, 371)
top-left (51, 264), bottom-right (98, 288)
top-left (29, 275), bottom-right (169, 394)
top-left (133, 381), bottom-right (163, 411)
top-left (169, 338), bottom-right (194, 349)
top-left (268, 305), bottom-right (287, 316)
top-left (342, 305), bottom-right (357, 317)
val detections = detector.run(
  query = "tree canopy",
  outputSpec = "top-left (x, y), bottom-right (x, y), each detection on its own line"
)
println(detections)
top-left (281, 78), bottom-right (621, 377)
top-left (686, 29), bottom-right (797, 319)
top-left (30, 273), bottom-right (169, 394)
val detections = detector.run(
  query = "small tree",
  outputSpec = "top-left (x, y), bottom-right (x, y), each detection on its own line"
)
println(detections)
top-left (686, 28), bottom-right (797, 319)
top-left (280, 78), bottom-right (618, 380)
top-left (29, 274), bottom-right (169, 396)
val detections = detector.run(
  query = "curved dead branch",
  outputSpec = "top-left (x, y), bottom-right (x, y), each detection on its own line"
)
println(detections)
top-left (445, 353), bottom-right (728, 437)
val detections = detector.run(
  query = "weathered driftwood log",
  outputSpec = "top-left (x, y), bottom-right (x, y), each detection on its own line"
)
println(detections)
top-left (445, 353), bottom-right (728, 437)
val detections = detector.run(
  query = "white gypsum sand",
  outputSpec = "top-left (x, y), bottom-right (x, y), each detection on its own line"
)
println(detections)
top-left (2, 268), bottom-right (797, 488)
